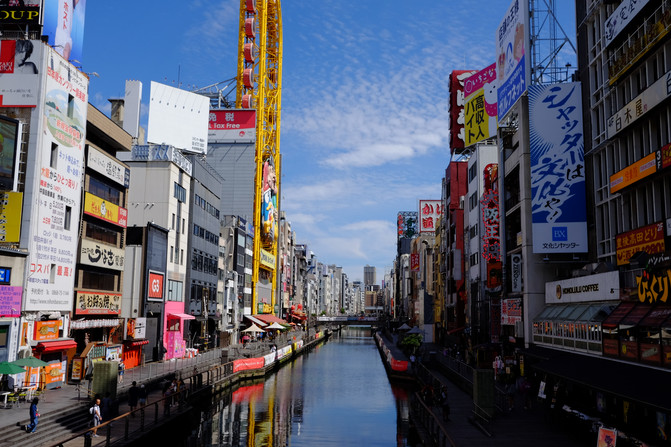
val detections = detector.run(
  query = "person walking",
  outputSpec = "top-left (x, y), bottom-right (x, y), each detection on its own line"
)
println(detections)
top-left (91, 397), bottom-right (102, 437)
top-left (138, 384), bottom-right (148, 407)
top-left (25, 397), bottom-right (39, 433)
top-left (128, 381), bottom-right (139, 415)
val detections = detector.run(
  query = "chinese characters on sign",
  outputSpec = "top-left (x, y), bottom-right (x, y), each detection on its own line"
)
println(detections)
top-left (480, 164), bottom-right (500, 262)
top-left (418, 200), bottom-right (443, 234)
top-left (607, 69), bottom-right (671, 139)
top-left (616, 222), bottom-right (665, 266)
top-left (76, 291), bottom-right (121, 315)
top-left (397, 211), bottom-right (418, 240)
top-left (464, 63), bottom-right (497, 146)
top-left (529, 83), bottom-right (588, 253)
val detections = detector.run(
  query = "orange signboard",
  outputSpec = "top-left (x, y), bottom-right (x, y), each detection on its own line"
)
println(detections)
top-left (610, 152), bottom-right (657, 194)
top-left (83, 192), bottom-right (127, 228)
top-left (616, 222), bottom-right (665, 266)
top-left (33, 320), bottom-right (59, 341)
top-left (44, 362), bottom-right (64, 385)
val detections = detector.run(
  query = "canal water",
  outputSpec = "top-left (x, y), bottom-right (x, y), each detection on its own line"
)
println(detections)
top-left (198, 327), bottom-right (418, 446)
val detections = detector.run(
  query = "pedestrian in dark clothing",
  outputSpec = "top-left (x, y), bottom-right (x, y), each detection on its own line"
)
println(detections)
top-left (101, 391), bottom-right (112, 420)
top-left (138, 384), bottom-right (148, 407)
top-left (25, 397), bottom-right (39, 433)
top-left (128, 381), bottom-right (139, 415)
top-left (438, 386), bottom-right (450, 421)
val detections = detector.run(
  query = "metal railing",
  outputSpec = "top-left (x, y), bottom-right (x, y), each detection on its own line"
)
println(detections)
top-left (410, 393), bottom-right (456, 447)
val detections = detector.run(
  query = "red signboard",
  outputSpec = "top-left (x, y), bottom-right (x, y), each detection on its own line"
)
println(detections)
top-left (616, 222), bottom-right (665, 266)
top-left (410, 253), bottom-right (420, 272)
top-left (147, 271), bottom-right (164, 300)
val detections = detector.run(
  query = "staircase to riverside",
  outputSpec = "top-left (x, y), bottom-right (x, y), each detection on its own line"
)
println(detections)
top-left (0, 403), bottom-right (91, 447)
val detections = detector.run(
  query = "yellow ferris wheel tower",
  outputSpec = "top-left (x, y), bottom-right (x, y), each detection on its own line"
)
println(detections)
top-left (236, 0), bottom-right (283, 315)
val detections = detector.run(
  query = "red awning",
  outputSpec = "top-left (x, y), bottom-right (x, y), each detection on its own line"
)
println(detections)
top-left (253, 314), bottom-right (288, 325)
top-left (602, 301), bottom-right (636, 329)
top-left (35, 339), bottom-right (77, 353)
top-left (124, 339), bottom-right (149, 347)
top-left (168, 313), bottom-right (196, 320)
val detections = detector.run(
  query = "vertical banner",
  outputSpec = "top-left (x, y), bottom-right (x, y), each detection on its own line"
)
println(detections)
top-left (464, 64), bottom-right (498, 146)
top-left (449, 70), bottom-right (477, 153)
top-left (529, 83), bottom-right (587, 253)
top-left (496, 0), bottom-right (529, 121)
top-left (24, 46), bottom-right (87, 311)
top-left (410, 253), bottom-right (420, 272)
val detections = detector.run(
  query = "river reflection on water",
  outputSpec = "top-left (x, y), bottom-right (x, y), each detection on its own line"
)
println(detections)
top-left (203, 327), bottom-right (417, 446)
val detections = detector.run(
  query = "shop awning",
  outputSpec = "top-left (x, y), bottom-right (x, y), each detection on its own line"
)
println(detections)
top-left (601, 301), bottom-right (636, 329)
top-left (619, 303), bottom-right (653, 327)
top-left (639, 306), bottom-right (671, 328)
top-left (123, 339), bottom-right (149, 347)
top-left (35, 339), bottom-right (77, 353)
top-left (253, 314), bottom-right (288, 325)
top-left (244, 315), bottom-right (268, 327)
top-left (168, 313), bottom-right (196, 320)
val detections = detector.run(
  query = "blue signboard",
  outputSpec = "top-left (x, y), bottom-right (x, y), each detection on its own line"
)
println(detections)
top-left (529, 83), bottom-right (588, 253)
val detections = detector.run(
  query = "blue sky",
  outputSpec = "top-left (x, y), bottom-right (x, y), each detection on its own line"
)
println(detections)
top-left (82, 1), bottom-right (576, 283)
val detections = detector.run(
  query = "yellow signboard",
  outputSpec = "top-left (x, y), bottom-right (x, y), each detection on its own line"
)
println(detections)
top-left (83, 192), bottom-right (127, 227)
top-left (260, 248), bottom-right (276, 270)
top-left (0, 191), bottom-right (22, 242)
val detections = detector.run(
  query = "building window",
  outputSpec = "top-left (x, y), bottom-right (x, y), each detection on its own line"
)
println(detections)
top-left (82, 270), bottom-right (116, 290)
top-left (89, 176), bottom-right (121, 205)
top-left (170, 246), bottom-right (174, 263)
top-left (85, 222), bottom-right (118, 245)
top-left (64, 206), bottom-right (71, 231)
top-left (172, 213), bottom-right (176, 230)
top-left (173, 182), bottom-right (186, 203)
top-left (50, 143), bottom-right (58, 169)
top-left (67, 94), bottom-right (75, 118)
top-left (167, 280), bottom-right (183, 301)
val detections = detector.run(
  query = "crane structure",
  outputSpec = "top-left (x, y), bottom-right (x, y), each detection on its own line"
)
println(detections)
top-left (236, 0), bottom-right (283, 316)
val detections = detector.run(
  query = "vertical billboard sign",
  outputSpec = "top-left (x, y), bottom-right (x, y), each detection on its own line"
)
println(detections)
top-left (0, 39), bottom-right (43, 106)
top-left (529, 82), bottom-right (587, 253)
top-left (419, 200), bottom-right (442, 234)
top-left (397, 211), bottom-right (418, 240)
top-left (464, 63), bottom-right (498, 146)
top-left (261, 156), bottom-right (278, 246)
top-left (449, 70), bottom-right (477, 153)
top-left (42, 0), bottom-right (87, 63)
top-left (496, 0), bottom-right (529, 121)
top-left (480, 164), bottom-right (500, 262)
top-left (25, 45), bottom-right (87, 311)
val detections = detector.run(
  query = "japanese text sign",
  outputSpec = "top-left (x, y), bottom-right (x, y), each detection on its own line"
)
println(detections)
top-left (418, 200), bottom-right (442, 234)
top-left (616, 222), bottom-right (665, 266)
top-left (529, 83), bottom-right (588, 253)
top-left (464, 64), bottom-right (497, 146)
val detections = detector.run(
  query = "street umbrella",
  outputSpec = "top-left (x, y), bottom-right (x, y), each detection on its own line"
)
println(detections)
top-left (398, 323), bottom-right (411, 331)
top-left (0, 361), bottom-right (26, 375)
top-left (265, 322), bottom-right (286, 331)
top-left (407, 326), bottom-right (423, 334)
top-left (11, 356), bottom-right (49, 368)
top-left (242, 323), bottom-right (265, 333)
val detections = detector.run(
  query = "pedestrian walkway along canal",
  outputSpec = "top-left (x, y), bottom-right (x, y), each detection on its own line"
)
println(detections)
top-left (195, 326), bottom-right (418, 446)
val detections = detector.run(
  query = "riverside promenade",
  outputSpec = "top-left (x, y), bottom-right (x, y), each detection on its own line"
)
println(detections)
top-left (376, 331), bottom-right (596, 447)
